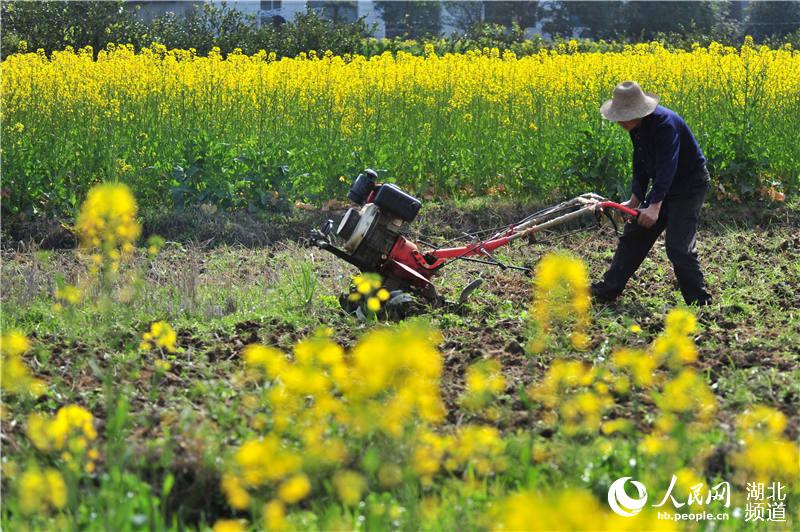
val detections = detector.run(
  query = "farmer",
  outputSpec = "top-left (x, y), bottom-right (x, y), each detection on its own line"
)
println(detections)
top-left (591, 81), bottom-right (712, 306)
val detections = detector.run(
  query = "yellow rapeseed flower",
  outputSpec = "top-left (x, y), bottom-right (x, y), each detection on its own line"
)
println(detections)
top-left (278, 474), bottom-right (311, 504)
top-left (348, 273), bottom-right (388, 315)
top-left (221, 474), bottom-right (251, 510)
top-left (212, 519), bottom-right (247, 532)
top-left (601, 418), bottom-right (631, 435)
top-left (333, 470), bottom-right (366, 506)
top-left (462, 359), bottom-right (505, 411)
top-left (234, 436), bottom-right (302, 487)
top-left (18, 466), bottom-right (67, 514)
top-left (659, 369), bottom-right (716, 420)
top-left (737, 404), bottom-right (787, 438)
top-left (26, 405), bottom-right (97, 452)
top-left (45, 469), bottom-right (68, 509)
top-left (612, 348), bottom-right (657, 387)
top-left (19, 467), bottom-right (47, 513)
top-left (242, 343), bottom-right (287, 378)
top-left (367, 297), bottom-right (381, 312)
top-left (489, 488), bottom-right (673, 530)
top-left (75, 183), bottom-right (141, 274)
top-left (377, 464), bottom-right (403, 488)
top-left (449, 425), bottom-right (507, 475)
top-left (732, 405), bottom-right (800, 483)
top-left (140, 321), bottom-right (177, 353)
top-left (263, 500), bottom-right (286, 530)
top-left (55, 284), bottom-right (82, 305)
top-left (664, 308), bottom-right (697, 335)
top-left (530, 253), bottom-right (590, 353)
top-left (1, 330), bottom-right (46, 396)
top-left (1, 329), bottom-right (31, 356)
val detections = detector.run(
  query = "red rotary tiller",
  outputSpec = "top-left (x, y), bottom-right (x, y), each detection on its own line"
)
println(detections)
top-left (310, 169), bottom-right (638, 315)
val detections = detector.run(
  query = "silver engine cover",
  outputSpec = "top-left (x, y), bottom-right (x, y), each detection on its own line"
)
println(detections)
top-left (341, 203), bottom-right (380, 253)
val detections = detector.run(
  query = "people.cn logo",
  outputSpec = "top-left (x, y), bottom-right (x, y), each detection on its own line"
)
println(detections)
top-left (607, 477), bottom-right (648, 517)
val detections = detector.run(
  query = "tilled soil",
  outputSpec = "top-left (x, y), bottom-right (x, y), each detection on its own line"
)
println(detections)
top-left (2, 201), bottom-right (798, 505)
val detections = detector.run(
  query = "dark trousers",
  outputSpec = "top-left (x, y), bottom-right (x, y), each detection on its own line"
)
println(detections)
top-left (596, 181), bottom-right (712, 305)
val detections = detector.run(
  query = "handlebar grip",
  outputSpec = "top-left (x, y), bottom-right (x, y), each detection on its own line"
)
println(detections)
top-left (597, 201), bottom-right (639, 218)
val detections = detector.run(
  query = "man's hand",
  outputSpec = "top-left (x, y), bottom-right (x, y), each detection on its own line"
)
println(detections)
top-left (637, 202), bottom-right (661, 228)
top-left (618, 194), bottom-right (641, 224)
top-left (621, 194), bottom-right (641, 210)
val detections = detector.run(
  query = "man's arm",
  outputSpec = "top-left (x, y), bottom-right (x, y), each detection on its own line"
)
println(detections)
top-left (648, 122), bottom-right (680, 205)
top-left (637, 122), bottom-right (680, 228)
top-left (630, 133), bottom-right (648, 204)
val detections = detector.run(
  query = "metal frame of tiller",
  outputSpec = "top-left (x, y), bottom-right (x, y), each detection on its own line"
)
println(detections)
top-left (311, 171), bottom-right (638, 308)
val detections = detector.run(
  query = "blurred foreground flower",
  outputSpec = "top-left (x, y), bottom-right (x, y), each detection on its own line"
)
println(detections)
top-left (26, 405), bottom-right (99, 474)
top-left (75, 182), bottom-right (141, 274)
top-left (27, 405), bottom-right (97, 451)
top-left (212, 519), bottom-right (247, 532)
top-left (17, 466), bottom-right (67, 514)
top-left (334, 470), bottom-right (367, 506)
top-left (347, 273), bottom-right (391, 314)
top-left (224, 322), bottom-right (444, 519)
top-left (530, 306), bottom-right (715, 449)
top-left (489, 488), bottom-right (673, 530)
top-left (461, 359), bottom-right (505, 412)
top-left (529, 252), bottom-right (590, 353)
top-left (53, 282), bottom-right (82, 312)
top-left (1, 330), bottom-right (46, 396)
top-left (652, 308), bottom-right (698, 367)
top-left (732, 405), bottom-right (799, 483)
top-left (140, 321), bottom-right (178, 353)
top-left (528, 359), bottom-right (613, 436)
top-left (278, 474), bottom-right (311, 504)
top-left (146, 235), bottom-right (166, 257)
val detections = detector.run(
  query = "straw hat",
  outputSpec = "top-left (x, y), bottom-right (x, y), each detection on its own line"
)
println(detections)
top-left (600, 81), bottom-right (659, 121)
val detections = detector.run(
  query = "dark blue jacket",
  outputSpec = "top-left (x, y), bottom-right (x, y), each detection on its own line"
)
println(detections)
top-left (630, 105), bottom-right (708, 205)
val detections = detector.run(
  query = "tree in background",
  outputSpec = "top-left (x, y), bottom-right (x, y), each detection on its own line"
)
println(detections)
top-left (375, 1), bottom-right (442, 39)
top-left (276, 8), bottom-right (373, 56)
top-left (727, 0), bottom-right (748, 24)
top-left (483, 0), bottom-right (539, 30)
top-left (745, 0), bottom-right (800, 40)
top-left (308, 1), bottom-right (359, 24)
top-left (540, 1), bottom-right (624, 39)
top-left (442, 1), bottom-right (484, 34)
top-left (146, 2), bottom-right (258, 54)
top-left (622, 1), bottom-right (721, 40)
top-left (1, 1), bottom-right (373, 59)
top-left (1, 0), bottom-right (146, 57)
top-left (2, 0), bottom-right (799, 59)
top-left (540, 1), bottom-right (741, 41)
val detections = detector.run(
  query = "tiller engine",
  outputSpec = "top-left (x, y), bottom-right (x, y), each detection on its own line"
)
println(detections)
top-left (310, 169), bottom-right (637, 314)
